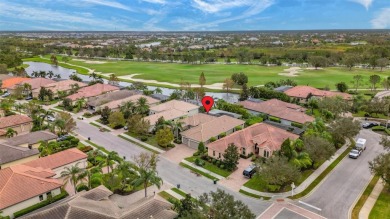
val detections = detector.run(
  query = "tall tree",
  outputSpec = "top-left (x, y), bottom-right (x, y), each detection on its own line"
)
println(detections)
top-left (132, 153), bottom-right (163, 197)
top-left (352, 75), bottom-right (363, 92)
top-left (108, 74), bottom-right (119, 86)
top-left (105, 151), bottom-right (121, 174)
top-left (303, 135), bottom-right (335, 167)
top-left (135, 97), bottom-right (149, 115)
top-left (156, 127), bottom-right (174, 147)
top-left (335, 82), bottom-right (349, 93)
top-left (199, 72), bottom-right (206, 88)
top-left (223, 78), bottom-right (234, 94)
top-left (377, 58), bottom-right (389, 71)
top-left (308, 56), bottom-right (328, 69)
top-left (50, 54), bottom-right (58, 66)
top-left (100, 106), bottom-right (112, 124)
top-left (327, 117), bottom-right (361, 147)
top-left (61, 163), bottom-right (84, 194)
top-left (369, 75), bottom-right (381, 91)
top-left (231, 72), bottom-right (248, 85)
top-left (239, 83), bottom-right (249, 101)
top-left (223, 143), bottom-right (240, 171)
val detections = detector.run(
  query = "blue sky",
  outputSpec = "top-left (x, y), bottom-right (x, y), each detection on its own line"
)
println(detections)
top-left (0, 0), bottom-right (389, 31)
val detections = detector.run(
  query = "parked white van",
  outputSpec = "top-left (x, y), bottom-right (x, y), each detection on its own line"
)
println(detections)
top-left (356, 138), bottom-right (367, 150)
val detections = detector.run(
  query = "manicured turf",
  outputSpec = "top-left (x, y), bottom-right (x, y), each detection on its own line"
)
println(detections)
top-left (24, 56), bottom-right (390, 88)
top-left (179, 162), bottom-right (219, 181)
top-left (185, 156), bottom-right (232, 177)
top-left (118, 134), bottom-right (160, 154)
top-left (369, 186), bottom-right (390, 219)
top-left (351, 175), bottom-right (380, 219)
top-left (158, 191), bottom-right (178, 204)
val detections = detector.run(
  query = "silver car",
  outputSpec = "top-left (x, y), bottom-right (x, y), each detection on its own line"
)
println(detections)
top-left (349, 149), bottom-right (361, 159)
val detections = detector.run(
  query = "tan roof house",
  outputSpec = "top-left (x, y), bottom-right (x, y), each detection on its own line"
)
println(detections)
top-left (3, 130), bottom-right (57, 149)
top-left (23, 185), bottom-right (177, 219)
top-left (24, 148), bottom-right (88, 178)
top-left (0, 165), bottom-right (62, 219)
top-left (100, 94), bottom-right (160, 111)
top-left (0, 143), bottom-right (39, 169)
top-left (67, 83), bottom-right (119, 101)
top-left (8, 78), bottom-right (56, 98)
top-left (181, 115), bottom-right (245, 149)
top-left (43, 79), bottom-right (87, 97)
top-left (0, 115), bottom-right (33, 137)
top-left (239, 99), bottom-right (315, 125)
top-left (87, 90), bottom-right (138, 111)
top-left (207, 123), bottom-right (299, 159)
top-left (284, 85), bottom-right (352, 101)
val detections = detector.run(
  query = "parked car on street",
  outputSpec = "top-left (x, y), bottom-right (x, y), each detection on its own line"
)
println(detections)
top-left (362, 122), bottom-right (378, 129)
top-left (349, 149), bottom-right (361, 159)
top-left (243, 165), bottom-right (256, 178)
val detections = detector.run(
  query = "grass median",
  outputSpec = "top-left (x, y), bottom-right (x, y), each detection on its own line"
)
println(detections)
top-left (351, 175), bottom-right (380, 219)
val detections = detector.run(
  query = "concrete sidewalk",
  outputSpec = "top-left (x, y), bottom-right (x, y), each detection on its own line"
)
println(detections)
top-left (181, 160), bottom-right (225, 180)
top-left (241, 141), bottom-right (350, 198)
top-left (359, 179), bottom-right (384, 219)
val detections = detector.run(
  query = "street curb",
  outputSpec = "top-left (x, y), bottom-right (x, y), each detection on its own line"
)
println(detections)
top-left (347, 175), bottom-right (374, 219)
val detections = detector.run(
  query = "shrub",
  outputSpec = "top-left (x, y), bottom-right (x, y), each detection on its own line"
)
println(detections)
top-left (216, 160), bottom-right (221, 166)
top-left (201, 154), bottom-right (208, 160)
top-left (291, 122), bottom-right (303, 128)
top-left (193, 151), bottom-right (200, 156)
top-left (219, 164), bottom-right (225, 169)
top-left (245, 116), bottom-right (263, 126)
top-left (385, 129), bottom-right (390, 135)
top-left (168, 143), bottom-right (175, 148)
top-left (174, 139), bottom-right (182, 144)
top-left (235, 126), bottom-right (243, 131)
top-left (80, 146), bottom-right (93, 153)
top-left (372, 126), bottom-right (385, 131)
top-left (209, 137), bottom-right (217, 142)
top-left (218, 132), bottom-right (227, 138)
top-left (267, 184), bottom-right (281, 192)
top-left (251, 155), bottom-right (257, 162)
top-left (240, 154), bottom-right (248, 159)
top-left (76, 184), bottom-right (89, 192)
top-left (212, 158), bottom-right (217, 164)
top-left (269, 116), bottom-right (281, 123)
top-left (195, 158), bottom-right (205, 167)
top-left (140, 136), bottom-right (148, 142)
top-left (83, 112), bottom-right (93, 118)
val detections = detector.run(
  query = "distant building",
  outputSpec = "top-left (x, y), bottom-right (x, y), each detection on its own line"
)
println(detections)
top-left (67, 83), bottom-right (120, 101)
top-left (283, 85), bottom-right (352, 102)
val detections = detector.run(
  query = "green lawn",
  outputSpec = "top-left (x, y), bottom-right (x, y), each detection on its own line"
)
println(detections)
top-left (179, 162), bottom-right (218, 181)
top-left (23, 56), bottom-right (390, 89)
top-left (239, 189), bottom-right (271, 200)
top-left (369, 187), bottom-right (390, 219)
top-left (158, 191), bottom-right (178, 204)
top-left (352, 111), bottom-right (389, 119)
top-left (118, 134), bottom-right (160, 154)
top-left (184, 156), bottom-right (232, 177)
top-left (125, 131), bottom-right (167, 151)
top-left (352, 175), bottom-right (380, 219)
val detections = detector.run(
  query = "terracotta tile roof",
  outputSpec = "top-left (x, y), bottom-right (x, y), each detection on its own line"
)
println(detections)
top-left (1, 77), bottom-right (31, 89)
top-left (0, 165), bottom-right (62, 210)
top-left (150, 100), bottom-right (199, 113)
top-left (239, 99), bottom-right (315, 124)
top-left (24, 148), bottom-right (87, 170)
top-left (87, 90), bottom-right (138, 107)
top-left (43, 79), bottom-right (87, 93)
top-left (0, 143), bottom-right (39, 165)
top-left (4, 130), bottom-right (57, 146)
top-left (0, 115), bottom-right (33, 129)
top-left (181, 115), bottom-right (245, 142)
top-left (10, 78), bottom-right (56, 90)
top-left (207, 123), bottom-right (299, 154)
top-left (67, 83), bottom-right (120, 101)
top-left (284, 85), bottom-right (352, 100)
top-left (100, 94), bottom-right (160, 110)
top-left (23, 185), bottom-right (177, 219)
top-left (144, 109), bottom-right (187, 125)
top-left (0, 75), bottom-right (15, 81)
top-left (181, 113), bottom-right (215, 127)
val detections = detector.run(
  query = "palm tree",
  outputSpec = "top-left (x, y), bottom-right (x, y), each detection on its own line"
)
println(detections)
top-left (108, 74), bottom-right (119, 85)
top-left (120, 101), bottom-right (135, 119)
top-left (307, 98), bottom-right (318, 115)
top-left (54, 119), bottom-right (66, 134)
top-left (89, 72), bottom-right (98, 82)
top-left (70, 83), bottom-right (80, 94)
top-left (132, 168), bottom-right (163, 197)
top-left (31, 71), bottom-right (39, 78)
top-left (38, 140), bottom-right (57, 156)
top-left (61, 163), bottom-right (84, 194)
top-left (74, 98), bottom-right (86, 112)
top-left (23, 83), bottom-right (32, 97)
top-left (5, 128), bottom-right (17, 138)
top-left (105, 151), bottom-right (121, 174)
top-left (39, 71), bottom-right (47, 78)
top-left (40, 109), bottom-right (55, 128)
top-left (135, 97), bottom-right (149, 115)
top-left (115, 160), bottom-right (137, 192)
top-left (154, 87), bottom-right (162, 94)
top-left (55, 74), bottom-right (61, 79)
top-left (47, 71), bottom-right (55, 79)
top-left (165, 120), bottom-right (183, 140)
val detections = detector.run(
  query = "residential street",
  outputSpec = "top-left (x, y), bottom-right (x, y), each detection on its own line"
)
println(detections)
top-left (300, 129), bottom-right (385, 219)
top-left (74, 120), bottom-right (272, 216)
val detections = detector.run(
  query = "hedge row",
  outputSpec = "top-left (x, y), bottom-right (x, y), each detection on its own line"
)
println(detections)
top-left (14, 190), bottom-right (68, 218)
top-left (269, 116), bottom-right (281, 123)
top-left (291, 122), bottom-right (303, 128)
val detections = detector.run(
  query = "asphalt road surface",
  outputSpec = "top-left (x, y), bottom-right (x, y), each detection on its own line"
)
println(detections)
top-left (75, 120), bottom-right (272, 216)
top-left (300, 129), bottom-right (385, 219)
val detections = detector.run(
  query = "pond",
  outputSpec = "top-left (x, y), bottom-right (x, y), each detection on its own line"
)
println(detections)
top-left (24, 61), bottom-right (239, 103)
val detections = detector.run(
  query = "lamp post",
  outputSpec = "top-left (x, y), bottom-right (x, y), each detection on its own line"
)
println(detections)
top-left (291, 182), bottom-right (296, 197)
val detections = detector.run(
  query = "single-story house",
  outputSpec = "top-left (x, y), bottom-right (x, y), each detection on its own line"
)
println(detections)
top-left (23, 185), bottom-right (177, 219)
top-left (3, 130), bottom-right (57, 149)
top-left (207, 123), bottom-right (299, 159)
top-left (0, 143), bottom-right (39, 169)
top-left (99, 94), bottom-right (160, 112)
top-left (145, 100), bottom-right (199, 131)
top-left (43, 79), bottom-right (87, 97)
top-left (181, 113), bottom-right (215, 130)
top-left (8, 78), bottom-right (56, 98)
top-left (208, 109), bottom-right (243, 119)
top-left (87, 90), bottom-right (138, 111)
top-left (239, 99), bottom-right (315, 125)
top-left (66, 83), bottom-right (120, 101)
top-left (24, 148), bottom-right (88, 178)
top-left (1, 77), bottom-right (31, 91)
top-left (181, 115), bottom-right (245, 149)
top-left (0, 165), bottom-right (62, 219)
top-left (283, 85), bottom-right (352, 102)
top-left (0, 115), bottom-right (33, 136)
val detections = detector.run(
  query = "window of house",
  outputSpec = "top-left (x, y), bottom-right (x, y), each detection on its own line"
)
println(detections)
top-left (263, 150), bottom-right (266, 157)
top-left (213, 151), bottom-right (215, 156)
top-left (242, 148), bottom-right (246, 155)
top-left (46, 192), bottom-right (52, 197)
top-left (39, 195), bottom-right (43, 201)
top-left (218, 153), bottom-right (221, 158)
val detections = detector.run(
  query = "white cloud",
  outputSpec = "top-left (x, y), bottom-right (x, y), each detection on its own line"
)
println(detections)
top-left (349, 0), bottom-right (374, 10)
top-left (191, 0), bottom-right (257, 13)
top-left (0, 1), bottom-right (133, 30)
top-left (82, 0), bottom-right (134, 11)
top-left (371, 8), bottom-right (390, 29)
top-left (141, 0), bottom-right (166, 4)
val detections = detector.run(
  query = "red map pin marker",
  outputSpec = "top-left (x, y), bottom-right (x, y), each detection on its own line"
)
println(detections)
top-left (202, 96), bottom-right (214, 113)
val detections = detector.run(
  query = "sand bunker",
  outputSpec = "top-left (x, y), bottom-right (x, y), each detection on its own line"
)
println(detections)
top-left (278, 67), bottom-right (302, 77)
top-left (306, 67), bottom-right (323, 70)
top-left (119, 74), bottom-right (239, 90)
top-left (72, 58), bottom-right (108, 64)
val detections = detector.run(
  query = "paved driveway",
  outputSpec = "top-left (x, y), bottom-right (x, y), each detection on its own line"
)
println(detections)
top-left (300, 129), bottom-right (385, 219)
top-left (74, 120), bottom-right (272, 216)
top-left (218, 158), bottom-right (251, 191)
top-left (162, 143), bottom-right (196, 164)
